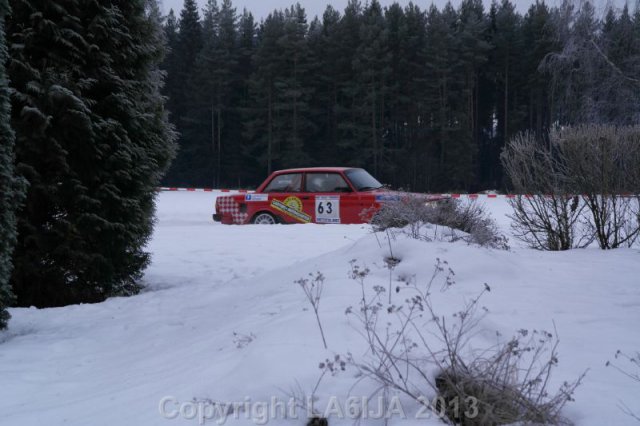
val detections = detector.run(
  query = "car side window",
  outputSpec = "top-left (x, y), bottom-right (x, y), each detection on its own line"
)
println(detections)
top-left (264, 173), bottom-right (302, 193)
top-left (305, 173), bottom-right (351, 193)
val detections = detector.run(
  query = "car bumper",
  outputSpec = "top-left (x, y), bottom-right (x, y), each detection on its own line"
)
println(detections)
top-left (213, 214), bottom-right (222, 222)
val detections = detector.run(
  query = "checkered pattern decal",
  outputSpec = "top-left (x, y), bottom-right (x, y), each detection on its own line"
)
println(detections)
top-left (216, 196), bottom-right (249, 224)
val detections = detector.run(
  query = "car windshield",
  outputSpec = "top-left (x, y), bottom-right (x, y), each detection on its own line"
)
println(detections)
top-left (345, 169), bottom-right (383, 191)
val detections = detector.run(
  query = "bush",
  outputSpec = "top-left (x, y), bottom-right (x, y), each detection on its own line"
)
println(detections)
top-left (501, 126), bottom-right (640, 251)
top-left (435, 330), bottom-right (582, 425)
top-left (370, 196), bottom-right (509, 249)
top-left (346, 260), bottom-right (583, 425)
top-left (607, 350), bottom-right (640, 422)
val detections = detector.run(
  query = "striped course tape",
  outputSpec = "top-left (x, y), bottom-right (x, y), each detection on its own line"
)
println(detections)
top-left (159, 188), bottom-right (521, 198)
top-left (159, 187), bottom-right (250, 193)
top-left (158, 188), bottom-right (637, 198)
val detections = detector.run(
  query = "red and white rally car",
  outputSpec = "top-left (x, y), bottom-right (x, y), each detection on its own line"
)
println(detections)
top-left (213, 167), bottom-right (440, 225)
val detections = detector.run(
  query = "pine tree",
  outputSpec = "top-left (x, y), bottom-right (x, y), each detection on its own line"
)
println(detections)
top-left (542, 0), bottom-right (602, 124)
top-left (482, 0), bottom-right (523, 188)
top-left (349, 0), bottom-right (391, 177)
top-left (308, 3), bottom-right (361, 168)
top-left (453, 0), bottom-right (490, 190)
top-left (423, 3), bottom-right (460, 188)
top-left (199, 0), bottom-right (239, 187)
top-left (521, 1), bottom-right (555, 136)
top-left (163, 0), bottom-right (203, 186)
top-left (243, 5), bottom-right (315, 172)
top-left (384, 3), bottom-right (428, 188)
top-left (600, 5), bottom-right (640, 124)
top-left (162, 9), bottom-right (181, 130)
top-left (235, 8), bottom-right (258, 185)
top-left (244, 11), bottom-right (286, 174)
top-left (277, 4), bottom-right (315, 168)
top-left (0, 0), bottom-right (23, 329)
top-left (8, 0), bottom-right (175, 307)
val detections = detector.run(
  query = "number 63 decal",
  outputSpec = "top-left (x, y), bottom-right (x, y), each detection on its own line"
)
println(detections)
top-left (317, 201), bottom-right (333, 214)
top-left (315, 196), bottom-right (340, 224)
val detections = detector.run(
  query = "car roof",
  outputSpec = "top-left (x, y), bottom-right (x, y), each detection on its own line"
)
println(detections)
top-left (272, 167), bottom-right (358, 174)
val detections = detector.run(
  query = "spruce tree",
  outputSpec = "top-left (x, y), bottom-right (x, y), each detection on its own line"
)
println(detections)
top-left (163, 0), bottom-right (203, 186)
top-left (196, 0), bottom-right (239, 187)
top-left (277, 4), bottom-right (315, 168)
top-left (521, 1), bottom-right (555, 136)
top-left (423, 4), bottom-right (459, 188)
top-left (8, 0), bottom-right (175, 307)
top-left (350, 0), bottom-right (391, 177)
top-left (0, 0), bottom-right (22, 329)
top-left (244, 11), bottom-right (286, 174)
top-left (162, 9), bottom-right (181, 133)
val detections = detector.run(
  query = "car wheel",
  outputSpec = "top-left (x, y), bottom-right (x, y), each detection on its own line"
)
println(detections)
top-left (252, 212), bottom-right (278, 225)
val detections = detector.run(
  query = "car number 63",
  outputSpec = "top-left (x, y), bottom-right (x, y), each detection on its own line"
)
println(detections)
top-left (315, 196), bottom-right (340, 224)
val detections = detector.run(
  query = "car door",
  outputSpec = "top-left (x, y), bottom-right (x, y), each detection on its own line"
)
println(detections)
top-left (303, 172), bottom-right (358, 224)
top-left (262, 172), bottom-right (313, 224)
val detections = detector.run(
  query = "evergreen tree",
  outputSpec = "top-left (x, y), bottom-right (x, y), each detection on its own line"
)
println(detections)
top-left (481, 0), bottom-right (523, 188)
top-left (384, 3), bottom-right (428, 188)
top-left (0, 0), bottom-right (22, 329)
top-left (542, 0), bottom-right (604, 124)
top-left (453, 0), bottom-right (490, 190)
top-left (423, 3), bottom-right (461, 188)
top-left (521, 1), bottom-right (555, 136)
top-left (277, 4), bottom-right (315, 167)
top-left (8, 0), bottom-right (175, 307)
top-left (207, 0), bottom-right (239, 186)
top-left (309, 4), bottom-right (359, 168)
top-left (162, 9), bottom-right (181, 130)
top-left (600, 5), bottom-right (640, 124)
top-left (349, 0), bottom-right (391, 176)
top-left (243, 4), bottom-right (315, 172)
top-left (163, 0), bottom-right (203, 186)
top-left (244, 10), bottom-right (286, 174)
top-left (235, 8), bottom-right (257, 185)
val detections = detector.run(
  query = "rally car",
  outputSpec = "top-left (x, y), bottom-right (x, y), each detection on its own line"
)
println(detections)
top-left (213, 167), bottom-right (439, 225)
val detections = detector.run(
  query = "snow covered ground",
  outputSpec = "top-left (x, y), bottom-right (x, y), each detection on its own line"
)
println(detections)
top-left (1, 192), bottom-right (639, 426)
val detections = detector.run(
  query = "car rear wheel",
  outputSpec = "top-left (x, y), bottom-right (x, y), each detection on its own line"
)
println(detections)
top-left (252, 212), bottom-right (278, 225)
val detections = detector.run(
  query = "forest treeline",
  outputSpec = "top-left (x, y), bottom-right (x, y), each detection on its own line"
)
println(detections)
top-left (161, 0), bottom-right (640, 192)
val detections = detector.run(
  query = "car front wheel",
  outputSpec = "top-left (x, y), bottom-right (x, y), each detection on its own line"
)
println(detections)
top-left (252, 212), bottom-right (278, 225)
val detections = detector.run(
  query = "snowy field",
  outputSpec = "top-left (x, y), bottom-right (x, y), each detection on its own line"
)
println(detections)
top-left (1, 192), bottom-right (639, 426)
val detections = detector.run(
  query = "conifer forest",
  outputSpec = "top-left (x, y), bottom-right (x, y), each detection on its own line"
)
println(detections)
top-left (161, 0), bottom-right (640, 191)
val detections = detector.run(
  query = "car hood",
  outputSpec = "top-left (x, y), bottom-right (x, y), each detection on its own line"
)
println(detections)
top-left (371, 189), bottom-right (448, 202)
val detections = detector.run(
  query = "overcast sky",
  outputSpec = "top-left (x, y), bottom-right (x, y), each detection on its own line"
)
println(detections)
top-left (160, 0), bottom-right (623, 21)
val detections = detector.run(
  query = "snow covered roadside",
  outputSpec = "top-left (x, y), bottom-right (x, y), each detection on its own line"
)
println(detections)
top-left (0, 192), bottom-right (639, 426)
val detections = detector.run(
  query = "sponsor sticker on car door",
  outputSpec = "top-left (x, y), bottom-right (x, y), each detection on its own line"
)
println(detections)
top-left (315, 196), bottom-right (340, 224)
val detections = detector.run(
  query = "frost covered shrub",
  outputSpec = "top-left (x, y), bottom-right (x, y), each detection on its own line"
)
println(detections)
top-left (502, 126), bottom-right (640, 251)
top-left (435, 330), bottom-right (583, 425)
top-left (346, 261), bottom-right (583, 426)
top-left (369, 195), bottom-right (433, 238)
top-left (607, 350), bottom-right (640, 421)
top-left (370, 196), bottom-right (508, 249)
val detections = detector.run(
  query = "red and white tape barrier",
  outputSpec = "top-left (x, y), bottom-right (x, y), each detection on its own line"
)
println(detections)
top-left (159, 188), bottom-right (519, 198)
top-left (159, 187), bottom-right (251, 193)
top-left (158, 188), bottom-right (637, 198)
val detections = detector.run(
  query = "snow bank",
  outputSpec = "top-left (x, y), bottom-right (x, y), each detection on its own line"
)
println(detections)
top-left (0, 192), bottom-right (638, 426)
